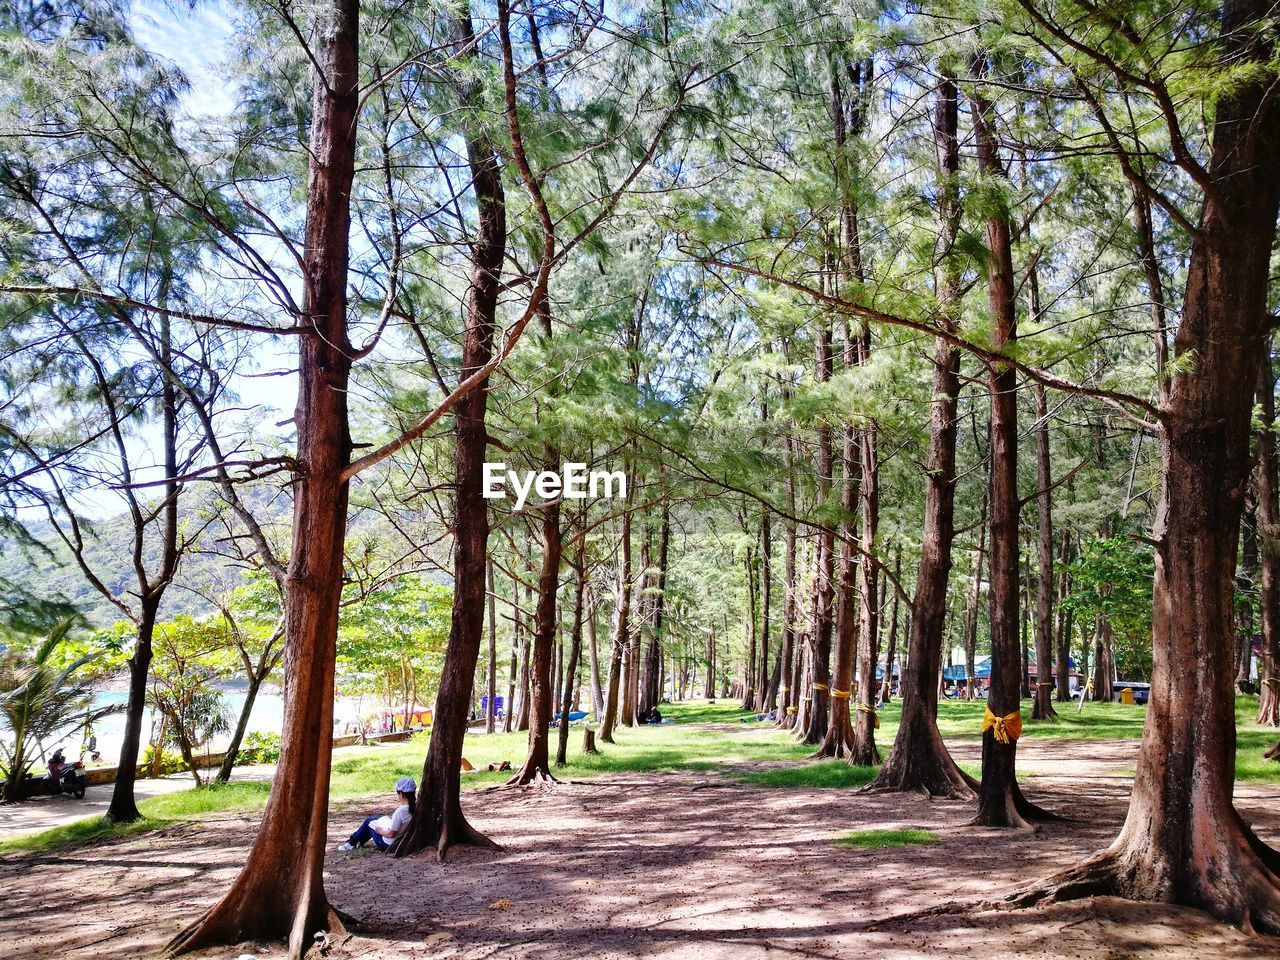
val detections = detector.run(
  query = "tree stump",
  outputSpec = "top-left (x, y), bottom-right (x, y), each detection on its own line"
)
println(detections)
top-left (582, 726), bottom-right (598, 754)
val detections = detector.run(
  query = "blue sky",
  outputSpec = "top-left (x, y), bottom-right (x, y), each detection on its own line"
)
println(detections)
top-left (130, 0), bottom-right (238, 117)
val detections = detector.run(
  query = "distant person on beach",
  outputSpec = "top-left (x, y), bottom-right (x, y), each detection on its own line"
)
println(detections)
top-left (337, 777), bottom-right (415, 852)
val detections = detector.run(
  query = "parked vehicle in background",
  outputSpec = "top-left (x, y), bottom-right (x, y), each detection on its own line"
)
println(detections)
top-left (1113, 682), bottom-right (1150, 705)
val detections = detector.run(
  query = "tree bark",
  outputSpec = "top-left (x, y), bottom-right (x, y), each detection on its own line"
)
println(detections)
top-left (1032, 383), bottom-right (1058, 720)
top-left (1256, 350), bottom-right (1280, 725)
top-left (640, 500), bottom-right (670, 717)
top-left (557, 548), bottom-right (587, 766)
top-left (486, 561), bottom-right (497, 734)
top-left (600, 507), bottom-right (631, 742)
top-left (509, 493), bottom-right (562, 785)
top-left (880, 550), bottom-right (900, 704)
top-left (170, 2), bottom-right (358, 950)
top-left (1015, 0), bottom-right (1280, 922)
top-left (395, 1), bottom-right (506, 862)
top-left (106, 611), bottom-right (156, 822)
top-left (1054, 533), bottom-right (1073, 701)
top-left (851, 352), bottom-right (880, 766)
top-left (802, 316), bottom-right (835, 744)
top-left (757, 430), bottom-right (773, 712)
top-left (777, 408), bottom-right (799, 728)
top-left (868, 74), bottom-right (974, 799)
top-left (971, 82), bottom-right (1049, 827)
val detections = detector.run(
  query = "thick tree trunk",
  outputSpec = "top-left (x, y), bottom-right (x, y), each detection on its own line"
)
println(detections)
top-left (1016, 0), bottom-right (1280, 923)
top-left (395, 2), bottom-right (506, 862)
top-left (1093, 617), bottom-right (1114, 702)
top-left (868, 75), bottom-right (974, 799)
top-left (169, 4), bottom-right (358, 951)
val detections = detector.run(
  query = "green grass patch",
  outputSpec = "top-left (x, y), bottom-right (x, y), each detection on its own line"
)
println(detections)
top-left (735, 759), bottom-right (877, 789)
top-left (0, 813), bottom-right (158, 855)
top-left (661, 700), bottom-right (761, 724)
top-left (836, 828), bottom-right (939, 849)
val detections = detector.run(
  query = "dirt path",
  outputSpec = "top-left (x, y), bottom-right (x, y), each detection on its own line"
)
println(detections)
top-left (1, 733), bottom-right (1277, 959)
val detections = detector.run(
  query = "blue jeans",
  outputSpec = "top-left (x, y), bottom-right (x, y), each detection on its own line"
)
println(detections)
top-left (348, 816), bottom-right (390, 850)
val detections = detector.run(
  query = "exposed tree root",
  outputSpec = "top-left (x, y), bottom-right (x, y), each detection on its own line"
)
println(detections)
top-left (810, 717), bottom-right (855, 759)
top-left (1264, 739), bottom-right (1280, 762)
top-left (861, 763), bottom-right (976, 800)
top-left (1001, 819), bottom-right (1280, 936)
top-left (866, 721), bottom-right (978, 800)
top-left (505, 765), bottom-right (560, 787)
top-left (392, 796), bottom-right (501, 862)
top-left (169, 895), bottom-right (345, 960)
top-left (434, 811), bottom-right (501, 862)
top-left (969, 779), bottom-right (1061, 830)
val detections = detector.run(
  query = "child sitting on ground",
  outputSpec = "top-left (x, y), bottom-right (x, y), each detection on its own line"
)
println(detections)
top-left (337, 776), bottom-right (414, 852)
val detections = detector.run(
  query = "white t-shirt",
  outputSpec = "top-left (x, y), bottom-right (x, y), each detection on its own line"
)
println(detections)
top-left (375, 803), bottom-right (412, 836)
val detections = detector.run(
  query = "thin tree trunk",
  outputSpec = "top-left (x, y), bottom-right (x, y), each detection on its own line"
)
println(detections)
top-left (880, 549), bottom-right (900, 704)
top-left (1055, 533), bottom-right (1074, 701)
top-left (803, 315), bottom-right (836, 744)
top-left (486, 562), bottom-right (497, 734)
top-left (396, 0), bottom-right (507, 862)
top-left (971, 83), bottom-right (1049, 827)
top-left (509, 489), bottom-right (562, 785)
top-left (557, 548), bottom-right (587, 766)
top-left (586, 584), bottom-right (603, 720)
top-left (600, 508), bottom-right (631, 742)
top-left (1257, 349), bottom-right (1280, 725)
top-left (759, 509), bottom-right (776, 713)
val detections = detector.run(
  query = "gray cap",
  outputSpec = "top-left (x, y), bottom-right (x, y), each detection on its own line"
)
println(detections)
top-left (396, 776), bottom-right (416, 794)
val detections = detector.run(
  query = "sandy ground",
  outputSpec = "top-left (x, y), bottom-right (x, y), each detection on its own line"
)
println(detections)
top-left (1, 731), bottom-right (1278, 959)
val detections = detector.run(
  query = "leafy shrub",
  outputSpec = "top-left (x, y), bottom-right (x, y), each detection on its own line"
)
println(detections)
top-left (139, 745), bottom-right (186, 776)
top-left (236, 730), bottom-right (281, 766)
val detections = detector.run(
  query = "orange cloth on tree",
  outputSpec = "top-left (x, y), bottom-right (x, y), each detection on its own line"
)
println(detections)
top-left (982, 706), bottom-right (1022, 744)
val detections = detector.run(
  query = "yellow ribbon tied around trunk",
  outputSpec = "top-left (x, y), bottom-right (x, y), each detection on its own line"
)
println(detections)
top-left (982, 706), bottom-right (1022, 744)
top-left (856, 703), bottom-right (881, 729)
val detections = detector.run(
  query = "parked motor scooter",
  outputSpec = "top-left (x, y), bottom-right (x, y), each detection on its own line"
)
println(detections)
top-left (46, 749), bottom-right (87, 799)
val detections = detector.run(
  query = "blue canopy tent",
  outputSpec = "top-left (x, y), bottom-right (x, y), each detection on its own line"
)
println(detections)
top-left (942, 657), bottom-right (992, 682)
top-left (873, 663), bottom-right (902, 681)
